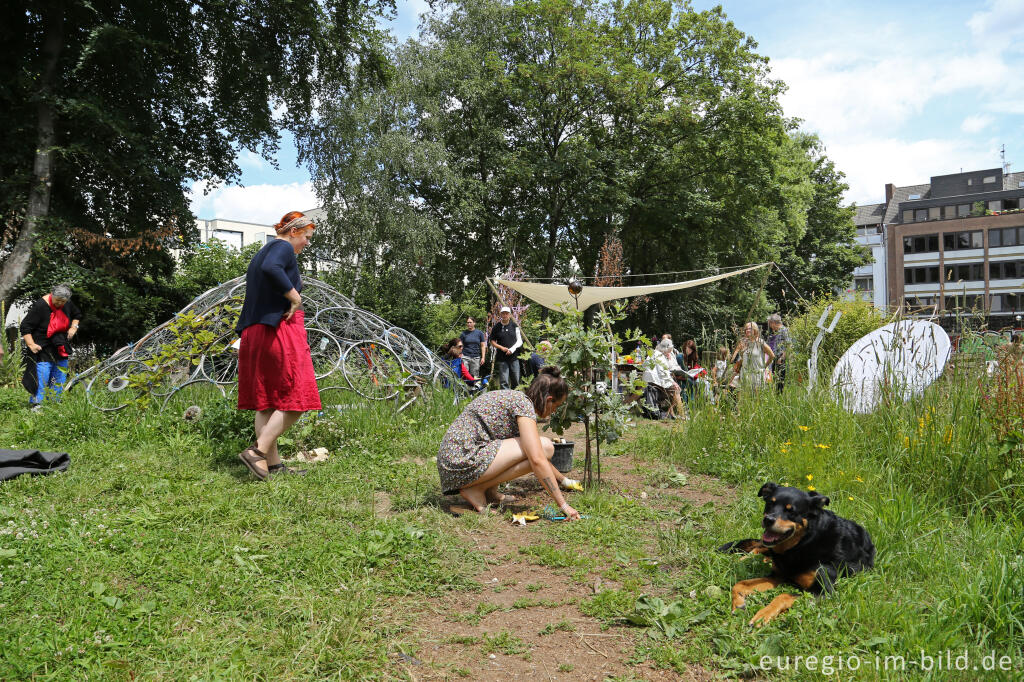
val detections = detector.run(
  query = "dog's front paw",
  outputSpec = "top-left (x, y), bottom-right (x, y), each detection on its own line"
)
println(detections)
top-left (748, 593), bottom-right (798, 627)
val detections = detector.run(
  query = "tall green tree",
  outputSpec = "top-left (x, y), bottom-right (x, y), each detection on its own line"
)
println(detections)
top-left (299, 0), bottom-right (865, 337)
top-left (297, 52), bottom-right (448, 328)
top-left (0, 0), bottom-right (391, 337)
top-left (765, 133), bottom-right (867, 315)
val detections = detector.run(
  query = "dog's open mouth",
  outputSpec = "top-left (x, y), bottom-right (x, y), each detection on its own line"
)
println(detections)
top-left (761, 528), bottom-right (793, 546)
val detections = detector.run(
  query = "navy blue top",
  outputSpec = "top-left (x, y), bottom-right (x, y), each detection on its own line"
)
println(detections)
top-left (235, 239), bottom-right (302, 333)
top-left (459, 329), bottom-right (486, 358)
top-left (526, 352), bottom-right (545, 377)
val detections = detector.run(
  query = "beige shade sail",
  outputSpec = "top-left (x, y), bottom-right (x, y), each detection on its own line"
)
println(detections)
top-left (494, 262), bottom-right (772, 312)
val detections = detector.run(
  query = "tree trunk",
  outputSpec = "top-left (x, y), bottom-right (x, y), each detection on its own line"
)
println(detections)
top-left (0, 6), bottom-right (63, 303)
top-left (540, 196), bottom-right (562, 321)
top-left (350, 249), bottom-right (362, 299)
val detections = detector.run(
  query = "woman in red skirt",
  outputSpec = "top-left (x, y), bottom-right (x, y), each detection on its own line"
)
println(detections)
top-left (234, 210), bottom-right (322, 480)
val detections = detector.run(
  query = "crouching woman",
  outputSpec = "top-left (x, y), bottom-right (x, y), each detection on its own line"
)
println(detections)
top-left (437, 367), bottom-right (581, 519)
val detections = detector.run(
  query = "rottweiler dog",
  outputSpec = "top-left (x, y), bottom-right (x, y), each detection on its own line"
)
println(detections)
top-left (719, 482), bottom-right (874, 626)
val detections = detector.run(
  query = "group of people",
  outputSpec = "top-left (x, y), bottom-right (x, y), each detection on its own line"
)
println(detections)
top-left (11, 208), bottom-right (803, 523)
top-left (639, 314), bottom-right (792, 418)
top-left (440, 309), bottom-right (548, 391)
top-left (230, 210), bottom-right (579, 522)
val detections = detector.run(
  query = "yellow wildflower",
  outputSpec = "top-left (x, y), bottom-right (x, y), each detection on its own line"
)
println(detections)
top-left (855, 476), bottom-right (864, 483)
top-left (799, 426), bottom-right (810, 432)
top-left (783, 441), bottom-right (792, 446)
top-left (807, 485), bottom-right (816, 491)
top-left (944, 426), bottom-right (953, 444)
top-left (903, 436), bottom-right (910, 449)
top-left (814, 443), bottom-right (831, 449)
top-left (806, 474), bottom-right (813, 481)
top-left (780, 448), bottom-right (789, 454)
top-left (848, 496), bottom-right (854, 501)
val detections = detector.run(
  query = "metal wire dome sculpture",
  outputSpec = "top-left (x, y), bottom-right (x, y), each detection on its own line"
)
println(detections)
top-left (68, 276), bottom-right (467, 412)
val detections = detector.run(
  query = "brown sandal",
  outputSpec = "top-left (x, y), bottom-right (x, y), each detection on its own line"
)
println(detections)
top-left (237, 446), bottom-right (269, 481)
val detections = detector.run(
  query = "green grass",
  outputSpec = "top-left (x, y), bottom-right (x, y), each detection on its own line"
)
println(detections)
top-left (1, 353), bottom-right (1021, 680)
top-left (480, 629), bottom-right (529, 656)
top-left (619, 368), bottom-right (1024, 679)
top-left (0, 386), bottom-right (471, 679)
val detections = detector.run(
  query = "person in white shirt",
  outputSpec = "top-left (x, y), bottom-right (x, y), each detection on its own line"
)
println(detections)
top-left (644, 338), bottom-right (684, 418)
top-left (489, 307), bottom-right (524, 389)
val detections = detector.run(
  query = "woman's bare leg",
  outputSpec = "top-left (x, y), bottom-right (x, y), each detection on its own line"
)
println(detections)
top-left (459, 437), bottom-right (558, 511)
top-left (256, 410), bottom-right (303, 467)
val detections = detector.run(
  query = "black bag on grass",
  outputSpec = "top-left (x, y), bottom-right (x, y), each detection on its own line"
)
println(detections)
top-left (0, 449), bottom-right (71, 482)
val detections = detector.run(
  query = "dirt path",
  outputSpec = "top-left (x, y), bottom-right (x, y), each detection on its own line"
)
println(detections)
top-left (402, 423), bottom-right (735, 681)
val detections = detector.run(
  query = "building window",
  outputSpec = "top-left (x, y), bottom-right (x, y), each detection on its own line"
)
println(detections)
top-left (944, 262), bottom-right (986, 281)
top-left (915, 209), bottom-right (929, 222)
top-left (991, 293), bottom-right (1023, 312)
top-left (904, 234), bottom-right (939, 254)
top-left (906, 266), bottom-right (942, 284)
top-left (957, 204), bottom-right (971, 217)
top-left (944, 230), bottom-right (984, 251)
top-left (211, 229), bottom-right (244, 250)
top-left (983, 176), bottom-right (996, 183)
top-left (990, 260), bottom-right (1020, 280)
top-left (903, 209), bottom-right (914, 223)
top-left (928, 206), bottom-right (941, 220)
top-left (991, 229), bottom-right (1001, 247)
top-left (905, 295), bottom-right (936, 308)
top-left (854, 276), bottom-right (873, 291)
top-left (989, 200), bottom-right (1002, 212)
top-left (908, 193), bottom-right (921, 200)
top-left (266, 234), bottom-right (276, 245)
top-left (945, 294), bottom-right (986, 311)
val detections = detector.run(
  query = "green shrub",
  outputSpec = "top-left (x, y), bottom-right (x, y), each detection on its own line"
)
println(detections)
top-left (193, 394), bottom-right (253, 447)
top-left (787, 296), bottom-right (887, 380)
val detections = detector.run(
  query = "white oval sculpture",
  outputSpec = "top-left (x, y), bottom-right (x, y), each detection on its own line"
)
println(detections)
top-left (832, 320), bottom-right (951, 414)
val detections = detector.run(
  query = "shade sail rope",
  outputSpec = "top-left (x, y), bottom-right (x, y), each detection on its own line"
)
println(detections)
top-left (511, 264), bottom-right (763, 281)
top-left (493, 262), bottom-right (773, 312)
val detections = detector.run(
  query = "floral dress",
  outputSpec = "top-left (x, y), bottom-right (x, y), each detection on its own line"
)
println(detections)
top-left (437, 390), bottom-right (537, 494)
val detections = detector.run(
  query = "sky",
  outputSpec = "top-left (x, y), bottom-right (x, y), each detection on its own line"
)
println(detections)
top-left (188, 0), bottom-right (1024, 224)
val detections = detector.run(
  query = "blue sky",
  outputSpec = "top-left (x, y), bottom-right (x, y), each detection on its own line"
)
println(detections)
top-left (189, 0), bottom-right (1024, 223)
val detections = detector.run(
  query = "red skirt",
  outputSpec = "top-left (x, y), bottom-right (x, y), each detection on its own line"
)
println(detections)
top-left (237, 310), bottom-right (322, 412)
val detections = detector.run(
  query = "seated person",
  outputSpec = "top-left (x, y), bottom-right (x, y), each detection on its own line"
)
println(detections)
top-left (441, 338), bottom-right (485, 390)
top-left (677, 338), bottom-right (711, 402)
top-left (711, 346), bottom-right (731, 389)
top-left (643, 338), bottom-right (684, 418)
top-left (523, 339), bottom-right (552, 380)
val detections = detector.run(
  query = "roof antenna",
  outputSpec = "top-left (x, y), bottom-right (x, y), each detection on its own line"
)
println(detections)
top-left (1001, 144), bottom-right (1011, 189)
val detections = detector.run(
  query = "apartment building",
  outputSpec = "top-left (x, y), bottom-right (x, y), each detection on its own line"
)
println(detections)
top-left (882, 168), bottom-right (1024, 328)
top-left (194, 218), bottom-right (276, 249)
top-left (847, 202), bottom-right (887, 309)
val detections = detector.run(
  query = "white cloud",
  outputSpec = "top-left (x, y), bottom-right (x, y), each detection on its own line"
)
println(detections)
top-left (238, 150), bottom-right (267, 171)
top-left (762, 1), bottom-right (1023, 206)
top-left (825, 138), bottom-right (996, 205)
top-left (968, 0), bottom-right (1024, 52)
top-left (961, 114), bottom-right (994, 133)
top-left (772, 55), bottom-right (930, 137)
top-left (189, 181), bottom-right (319, 223)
